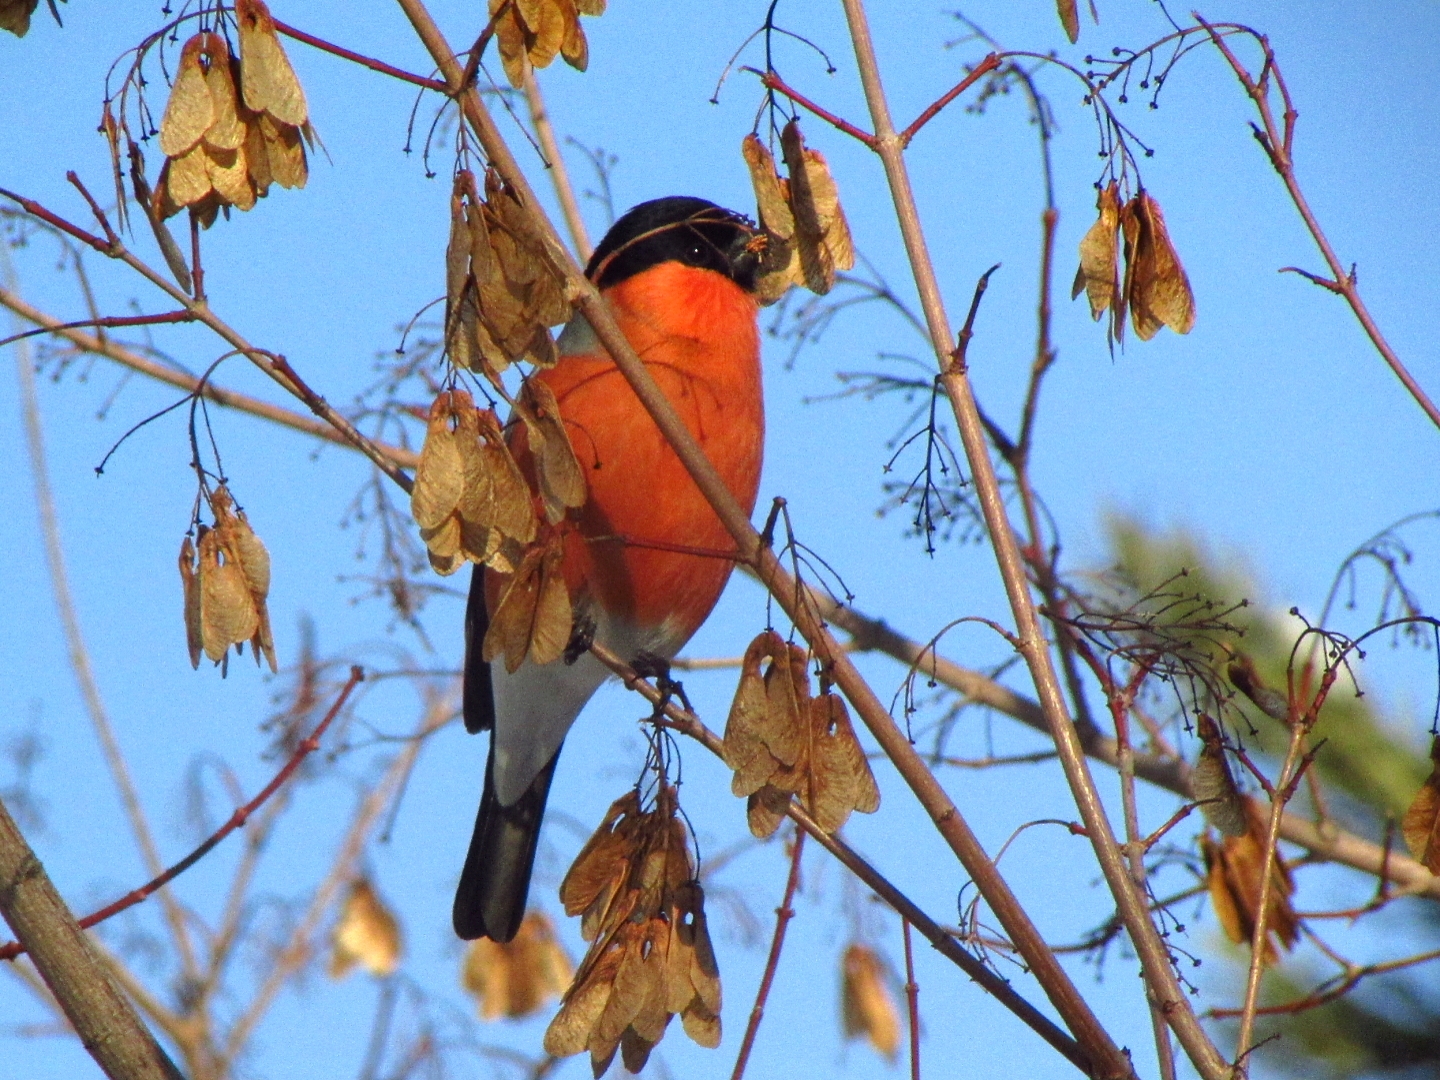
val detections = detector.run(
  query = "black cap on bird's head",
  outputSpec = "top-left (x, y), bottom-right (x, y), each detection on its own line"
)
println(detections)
top-left (586, 196), bottom-right (760, 294)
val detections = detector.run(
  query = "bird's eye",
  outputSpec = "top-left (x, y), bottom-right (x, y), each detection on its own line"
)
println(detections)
top-left (686, 243), bottom-right (706, 264)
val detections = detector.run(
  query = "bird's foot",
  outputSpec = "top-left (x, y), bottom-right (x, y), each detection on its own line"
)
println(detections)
top-left (631, 652), bottom-right (693, 718)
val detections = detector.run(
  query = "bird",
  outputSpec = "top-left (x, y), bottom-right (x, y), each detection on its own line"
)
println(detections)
top-left (454, 196), bottom-right (766, 942)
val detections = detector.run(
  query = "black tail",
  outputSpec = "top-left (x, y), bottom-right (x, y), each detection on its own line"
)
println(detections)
top-left (452, 739), bottom-right (562, 942)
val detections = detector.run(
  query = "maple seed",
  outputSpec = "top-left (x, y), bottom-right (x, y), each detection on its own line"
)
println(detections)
top-left (464, 911), bottom-right (573, 1020)
top-left (723, 630), bottom-right (880, 838)
top-left (1202, 796), bottom-right (1299, 965)
top-left (780, 121), bottom-right (855, 296)
top-left (1192, 714), bottom-right (1247, 838)
top-left (1401, 735), bottom-right (1440, 873)
top-left (151, 28), bottom-right (309, 224)
top-left (546, 787), bottom-right (720, 1074)
top-left (519, 377), bottom-right (587, 524)
top-left (236, 0), bottom-right (309, 127)
top-left (743, 125), bottom-right (854, 304)
top-left (413, 390), bottom-right (538, 576)
top-left (0, 0), bottom-right (40, 37)
top-left (489, 0), bottom-right (604, 89)
top-left (1226, 649), bottom-right (1290, 723)
top-left (1056, 0), bottom-right (1080, 43)
top-left (483, 533), bottom-right (572, 672)
top-left (841, 944), bottom-right (900, 1060)
top-left (329, 878), bottom-right (404, 979)
top-left (1072, 181), bottom-right (1120, 324)
top-left (1120, 190), bottom-right (1196, 341)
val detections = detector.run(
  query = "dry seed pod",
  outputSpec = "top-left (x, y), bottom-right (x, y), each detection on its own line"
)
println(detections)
top-left (1202, 797), bottom-right (1299, 965)
top-left (329, 878), bottom-right (403, 978)
top-left (741, 134), bottom-right (795, 240)
top-left (257, 113), bottom-right (308, 190)
top-left (803, 690), bottom-right (880, 833)
top-left (0, 0), bottom-right (40, 37)
top-left (1072, 181), bottom-right (1120, 323)
top-left (724, 631), bottom-right (879, 837)
top-left (1056, 0), bottom-right (1080, 42)
top-left (179, 535), bottom-right (203, 669)
top-left (412, 392), bottom-right (469, 532)
top-left (468, 409), bottom-right (537, 546)
top-left (159, 37), bottom-right (217, 158)
top-left (236, 0), bottom-right (308, 127)
top-left (197, 526), bottom-right (259, 663)
top-left (741, 134), bottom-right (803, 306)
top-left (779, 120), bottom-right (854, 295)
top-left (463, 911), bottom-right (572, 1020)
top-left (547, 789), bottom-right (718, 1073)
top-left (1402, 736), bottom-right (1440, 873)
top-left (201, 38), bottom-right (246, 151)
top-left (1226, 649), bottom-right (1291, 724)
top-left (203, 486), bottom-right (275, 671)
top-left (488, 0), bottom-right (600, 88)
top-left (1121, 191), bottom-right (1195, 341)
top-left (1192, 714), bottom-right (1247, 837)
top-left (483, 534), bottom-right (572, 672)
top-left (841, 944), bottom-right (900, 1060)
top-left (519, 378), bottom-right (586, 524)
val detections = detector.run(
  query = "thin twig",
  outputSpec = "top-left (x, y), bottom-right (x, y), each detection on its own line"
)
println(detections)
top-left (274, 18), bottom-right (449, 92)
top-left (902, 919), bottom-right (920, 1080)
top-left (1194, 12), bottom-right (1440, 433)
top-left (217, 687), bottom-right (451, 1069)
top-left (730, 829), bottom-right (805, 1080)
top-left (0, 285), bottom-right (419, 471)
top-left (522, 67), bottom-right (592, 261)
top-left (0, 668), bottom-right (363, 961)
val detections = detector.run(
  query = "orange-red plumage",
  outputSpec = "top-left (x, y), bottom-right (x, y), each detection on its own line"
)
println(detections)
top-left (508, 261), bottom-right (763, 639)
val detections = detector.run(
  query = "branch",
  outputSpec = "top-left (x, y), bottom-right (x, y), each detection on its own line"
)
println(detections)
top-left (729, 829), bottom-right (805, 1080)
top-left (1194, 12), bottom-right (1440, 434)
top-left (0, 796), bottom-right (186, 1080)
top-left (0, 668), bottom-right (363, 961)
top-left (9, 278), bottom-right (201, 981)
top-left (1, 187), bottom-right (414, 491)
top-left (522, 68), bottom-right (592, 261)
top-left (0, 285), bottom-right (419, 471)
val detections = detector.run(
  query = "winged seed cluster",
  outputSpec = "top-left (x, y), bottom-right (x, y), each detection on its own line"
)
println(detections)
top-left (545, 788), bottom-right (722, 1076)
top-left (178, 485), bottom-right (275, 675)
top-left (723, 630), bottom-right (880, 838)
top-left (153, 0), bottom-right (313, 225)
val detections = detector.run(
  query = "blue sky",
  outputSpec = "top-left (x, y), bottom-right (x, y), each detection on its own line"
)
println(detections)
top-left (3, 2), bottom-right (1440, 1078)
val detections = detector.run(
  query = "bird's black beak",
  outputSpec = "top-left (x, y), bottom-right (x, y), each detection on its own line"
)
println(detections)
top-left (726, 225), bottom-right (763, 294)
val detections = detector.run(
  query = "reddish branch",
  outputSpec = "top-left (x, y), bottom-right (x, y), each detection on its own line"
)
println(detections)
top-left (1194, 12), bottom-right (1440, 433)
top-left (757, 70), bottom-right (877, 147)
top-left (902, 920), bottom-right (920, 1080)
top-left (0, 666), bottom-right (363, 963)
top-left (274, 19), bottom-right (448, 93)
top-left (899, 52), bottom-right (1000, 144)
top-left (730, 830), bottom-right (806, 1080)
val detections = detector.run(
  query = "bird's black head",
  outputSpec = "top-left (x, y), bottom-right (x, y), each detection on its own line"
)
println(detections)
top-left (586, 197), bottom-right (760, 294)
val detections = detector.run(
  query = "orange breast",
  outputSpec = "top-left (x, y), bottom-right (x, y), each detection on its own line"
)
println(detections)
top-left (514, 261), bottom-right (764, 646)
